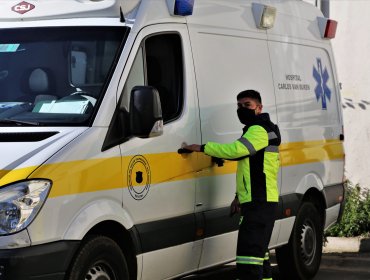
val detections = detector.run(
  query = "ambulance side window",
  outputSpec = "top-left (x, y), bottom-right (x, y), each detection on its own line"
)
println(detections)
top-left (144, 33), bottom-right (183, 123)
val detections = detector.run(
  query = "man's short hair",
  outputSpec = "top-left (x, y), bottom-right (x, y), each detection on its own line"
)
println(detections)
top-left (237, 90), bottom-right (262, 104)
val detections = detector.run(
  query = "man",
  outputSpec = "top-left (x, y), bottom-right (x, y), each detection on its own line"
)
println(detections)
top-left (184, 89), bottom-right (281, 280)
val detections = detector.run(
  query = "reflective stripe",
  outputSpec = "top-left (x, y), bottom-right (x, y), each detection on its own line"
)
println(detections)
top-left (238, 137), bottom-right (256, 155)
top-left (263, 278), bottom-right (273, 280)
top-left (268, 132), bottom-right (277, 140)
top-left (264, 252), bottom-right (269, 260)
top-left (265, 145), bottom-right (279, 153)
top-left (236, 256), bottom-right (264, 266)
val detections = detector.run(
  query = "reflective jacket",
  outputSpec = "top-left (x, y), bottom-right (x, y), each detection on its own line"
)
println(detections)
top-left (203, 113), bottom-right (281, 204)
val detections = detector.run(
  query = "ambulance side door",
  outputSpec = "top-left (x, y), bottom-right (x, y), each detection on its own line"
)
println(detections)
top-left (113, 24), bottom-right (202, 280)
top-left (188, 27), bottom-right (281, 268)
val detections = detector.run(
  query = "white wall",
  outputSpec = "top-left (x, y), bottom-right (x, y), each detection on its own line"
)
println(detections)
top-left (302, 0), bottom-right (370, 188)
top-left (330, 1), bottom-right (370, 188)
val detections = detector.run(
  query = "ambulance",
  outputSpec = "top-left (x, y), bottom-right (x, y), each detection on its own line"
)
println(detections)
top-left (0, 0), bottom-right (344, 279)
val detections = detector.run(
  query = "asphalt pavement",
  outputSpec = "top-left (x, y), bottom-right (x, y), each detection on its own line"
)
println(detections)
top-left (317, 252), bottom-right (370, 280)
top-left (179, 252), bottom-right (370, 280)
top-left (178, 237), bottom-right (370, 280)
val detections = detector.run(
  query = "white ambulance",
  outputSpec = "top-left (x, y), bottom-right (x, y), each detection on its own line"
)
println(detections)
top-left (0, 0), bottom-right (344, 279)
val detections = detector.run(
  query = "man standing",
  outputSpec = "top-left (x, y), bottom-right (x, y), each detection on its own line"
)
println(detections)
top-left (184, 90), bottom-right (281, 280)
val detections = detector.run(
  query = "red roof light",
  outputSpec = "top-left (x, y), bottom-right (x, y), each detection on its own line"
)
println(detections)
top-left (318, 17), bottom-right (338, 39)
top-left (325, 19), bottom-right (338, 39)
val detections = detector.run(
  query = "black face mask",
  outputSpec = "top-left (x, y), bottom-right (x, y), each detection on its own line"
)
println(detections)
top-left (237, 107), bottom-right (256, 125)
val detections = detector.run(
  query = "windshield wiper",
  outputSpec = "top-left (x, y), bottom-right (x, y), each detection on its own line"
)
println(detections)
top-left (0, 118), bottom-right (39, 126)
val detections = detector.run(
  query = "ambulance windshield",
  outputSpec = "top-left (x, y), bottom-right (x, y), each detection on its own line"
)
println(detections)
top-left (0, 26), bottom-right (129, 126)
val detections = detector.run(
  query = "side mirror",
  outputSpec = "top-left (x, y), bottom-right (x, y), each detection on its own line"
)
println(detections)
top-left (130, 86), bottom-right (163, 138)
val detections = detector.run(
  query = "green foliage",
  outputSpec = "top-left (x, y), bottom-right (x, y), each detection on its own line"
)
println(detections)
top-left (325, 182), bottom-right (370, 237)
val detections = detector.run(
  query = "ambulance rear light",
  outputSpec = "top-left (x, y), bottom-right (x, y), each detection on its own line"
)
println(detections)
top-left (318, 17), bottom-right (338, 39)
top-left (252, 3), bottom-right (276, 30)
top-left (166, 0), bottom-right (194, 16)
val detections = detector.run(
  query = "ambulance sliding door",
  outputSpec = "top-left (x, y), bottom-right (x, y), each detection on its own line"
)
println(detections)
top-left (114, 24), bottom-right (202, 279)
top-left (188, 27), bottom-right (280, 268)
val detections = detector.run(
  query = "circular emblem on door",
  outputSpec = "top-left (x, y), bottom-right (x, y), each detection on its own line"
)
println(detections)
top-left (127, 155), bottom-right (151, 200)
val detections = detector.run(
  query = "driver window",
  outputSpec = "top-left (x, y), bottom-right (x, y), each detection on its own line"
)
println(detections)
top-left (121, 33), bottom-right (183, 125)
top-left (103, 33), bottom-right (183, 150)
top-left (121, 47), bottom-right (145, 113)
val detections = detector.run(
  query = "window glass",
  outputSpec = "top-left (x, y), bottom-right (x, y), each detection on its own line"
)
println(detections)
top-left (145, 34), bottom-right (183, 123)
top-left (121, 47), bottom-right (145, 112)
top-left (110, 32), bottom-right (184, 144)
top-left (0, 26), bottom-right (129, 126)
top-left (105, 33), bottom-right (184, 147)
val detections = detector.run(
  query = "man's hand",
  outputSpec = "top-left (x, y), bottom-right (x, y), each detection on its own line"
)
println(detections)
top-left (183, 144), bottom-right (201, 152)
top-left (229, 196), bottom-right (240, 217)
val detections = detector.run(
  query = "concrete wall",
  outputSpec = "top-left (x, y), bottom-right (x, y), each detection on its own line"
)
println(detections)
top-left (302, 0), bottom-right (370, 188)
top-left (331, 2), bottom-right (370, 188)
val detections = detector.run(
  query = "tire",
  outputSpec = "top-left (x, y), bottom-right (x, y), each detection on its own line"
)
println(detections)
top-left (66, 235), bottom-right (130, 280)
top-left (276, 202), bottom-right (323, 280)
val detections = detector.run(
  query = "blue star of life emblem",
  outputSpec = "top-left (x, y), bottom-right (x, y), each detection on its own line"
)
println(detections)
top-left (313, 58), bottom-right (331, 110)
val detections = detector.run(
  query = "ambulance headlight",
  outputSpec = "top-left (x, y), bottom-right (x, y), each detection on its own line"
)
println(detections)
top-left (0, 180), bottom-right (51, 235)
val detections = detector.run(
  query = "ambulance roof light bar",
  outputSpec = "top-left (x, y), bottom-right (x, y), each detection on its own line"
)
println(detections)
top-left (252, 3), bottom-right (276, 30)
top-left (317, 17), bottom-right (338, 39)
top-left (166, 0), bottom-right (194, 16)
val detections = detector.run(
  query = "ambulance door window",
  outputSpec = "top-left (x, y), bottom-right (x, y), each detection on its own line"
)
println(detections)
top-left (113, 47), bottom-right (145, 144)
top-left (144, 33), bottom-right (183, 123)
top-left (121, 33), bottom-right (183, 129)
top-left (104, 34), bottom-right (183, 149)
top-left (121, 47), bottom-right (145, 113)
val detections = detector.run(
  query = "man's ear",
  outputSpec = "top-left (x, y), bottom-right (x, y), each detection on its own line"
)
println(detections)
top-left (256, 104), bottom-right (263, 114)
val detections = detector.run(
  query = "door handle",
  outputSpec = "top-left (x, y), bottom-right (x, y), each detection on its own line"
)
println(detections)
top-left (178, 148), bottom-right (193, 154)
top-left (212, 157), bottom-right (224, 167)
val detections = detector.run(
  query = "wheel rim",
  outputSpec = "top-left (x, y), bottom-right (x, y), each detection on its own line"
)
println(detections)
top-left (85, 262), bottom-right (116, 280)
top-left (300, 219), bottom-right (317, 266)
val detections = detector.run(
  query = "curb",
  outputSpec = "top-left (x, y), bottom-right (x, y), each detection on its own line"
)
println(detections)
top-left (323, 237), bottom-right (370, 253)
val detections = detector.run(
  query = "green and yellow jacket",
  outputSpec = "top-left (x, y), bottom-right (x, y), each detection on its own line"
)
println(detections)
top-left (202, 113), bottom-right (281, 204)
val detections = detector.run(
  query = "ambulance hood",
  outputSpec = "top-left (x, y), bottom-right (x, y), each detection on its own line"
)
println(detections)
top-left (0, 127), bottom-right (88, 185)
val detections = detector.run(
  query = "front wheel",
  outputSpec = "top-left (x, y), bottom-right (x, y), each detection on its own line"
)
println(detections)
top-left (66, 235), bottom-right (129, 280)
top-left (276, 202), bottom-right (323, 280)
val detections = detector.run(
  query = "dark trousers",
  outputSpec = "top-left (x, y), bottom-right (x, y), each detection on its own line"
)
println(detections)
top-left (236, 201), bottom-right (278, 280)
